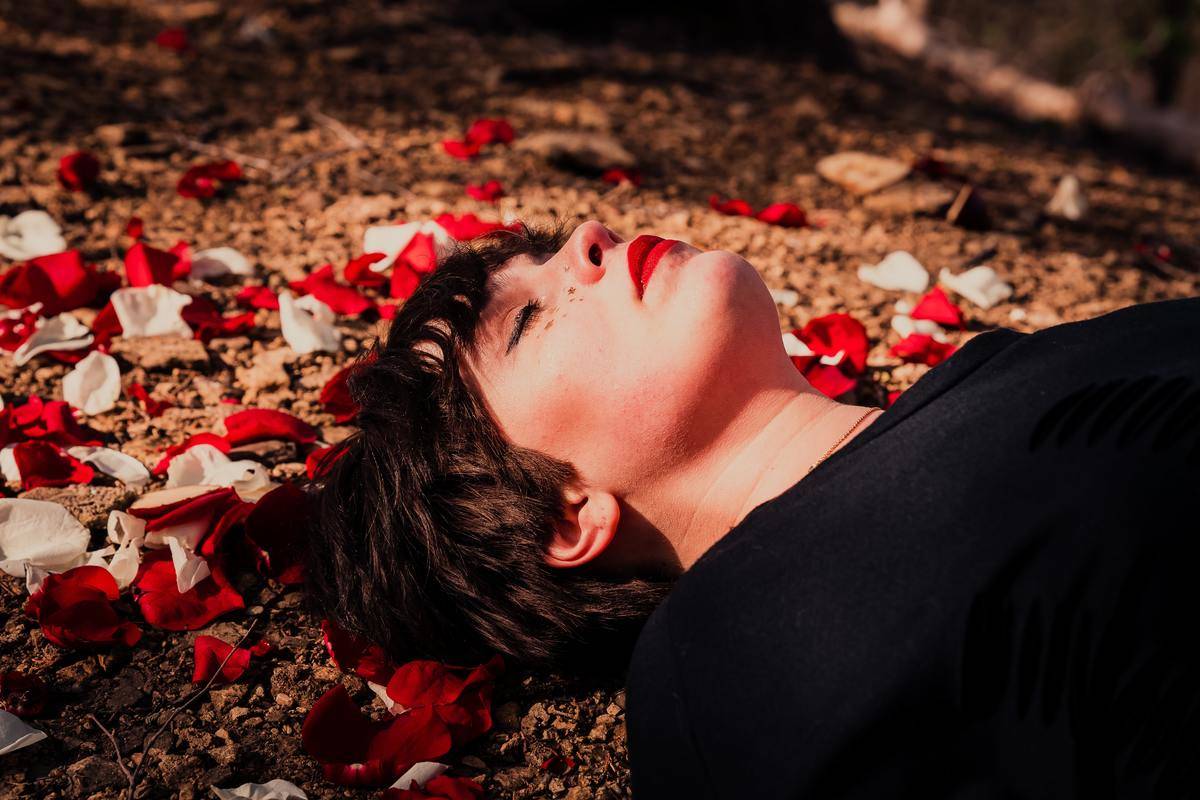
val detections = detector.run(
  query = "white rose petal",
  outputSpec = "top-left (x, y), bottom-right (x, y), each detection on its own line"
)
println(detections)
top-left (110, 285), bottom-right (194, 338)
top-left (0, 710), bottom-right (47, 756)
top-left (818, 349), bottom-right (845, 367)
top-left (105, 511), bottom-right (145, 589)
top-left (165, 535), bottom-right (210, 594)
top-left (132, 485), bottom-right (222, 549)
top-left (66, 446), bottom-right (151, 488)
top-left (62, 351), bottom-right (121, 415)
top-left (768, 287), bottom-right (800, 308)
top-left (939, 266), bottom-right (1013, 310)
top-left (210, 779), bottom-right (308, 800)
top-left (1046, 175), bottom-right (1087, 221)
top-left (0, 210), bottom-right (66, 261)
top-left (389, 762), bottom-right (450, 792)
top-left (166, 444), bottom-right (265, 489)
top-left (368, 680), bottom-right (400, 713)
top-left (891, 310), bottom-right (950, 343)
top-left (0, 499), bottom-right (90, 578)
top-left (191, 247), bottom-right (254, 280)
top-left (857, 251), bottom-right (930, 293)
top-left (279, 290), bottom-right (340, 354)
top-left (0, 445), bottom-right (18, 484)
top-left (363, 221), bottom-right (455, 272)
top-left (781, 332), bottom-right (815, 358)
top-left (23, 562), bottom-right (51, 596)
top-left (12, 313), bottom-right (93, 366)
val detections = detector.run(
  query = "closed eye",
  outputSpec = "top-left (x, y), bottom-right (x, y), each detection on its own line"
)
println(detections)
top-left (506, 299), bottom-right (543, 354)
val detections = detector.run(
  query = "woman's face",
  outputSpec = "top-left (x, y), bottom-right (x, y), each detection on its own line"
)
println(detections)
top-left (461, 220), bottom-right (795, 501)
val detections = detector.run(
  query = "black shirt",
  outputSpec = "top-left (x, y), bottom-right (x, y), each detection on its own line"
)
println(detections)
top-left (626, 297), bottom-right (1200, 799)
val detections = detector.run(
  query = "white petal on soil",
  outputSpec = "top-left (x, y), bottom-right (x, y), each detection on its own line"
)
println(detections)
top-left (768, 287), bottom-right (800, 307)
top-left (24, 562), bottom-right (50, 595)
top-left (0, 210), bottom-right (66, 261)
top-left (818, 349), bottom-right (846, 367)
top-left (0, 445), bottom-right (18, 484)
top-left (12, 313), bottom-right (93, 366)
top-left (368, 680), bottom-right (399, 713)
top-left (105, 510), bottom-right (146, 589)
top-left (66, 446), bottom-right (151, 488)
top-left (781, 332), bottom-right (815, 358)
top-left (279, 290), bottom-right (340, 354)
top-left (0, 499), bottom-right (90, 578)
top-left (0, 710), bottom-right (47, 756)
top-left (362, 221), bottom-right (454, 271)
top-left (191, 247), bottom-right (254, 280)
top-left (165, 535), bottom-right (210, 594)
top-left (210, 779), bottom-right (308, 800)
top-left (857, 251), bottom-right (930, 293)
top-left (891, 314), bottom-right (950, 343)
top-left (231, 467), bottom-right (275, 503)
top-left (61, 351), bottom-right (121, 415)
top-left (939, 266), bottom-right (1014, 310)
top-left (1046, 175), bottom-right (1087, 221)
top-left (110, 285), bottom-right (194, 338)
top-left (166, 444), bottom-right (265, 489)
top-left (389, 762), bottom-right (450, 791)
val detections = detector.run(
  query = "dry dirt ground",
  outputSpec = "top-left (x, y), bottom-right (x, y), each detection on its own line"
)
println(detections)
top-left (2, 1), bottom-right (1198, 799)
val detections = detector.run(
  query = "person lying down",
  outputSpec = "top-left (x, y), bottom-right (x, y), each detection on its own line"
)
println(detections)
top-left (304, 220), bottom-right (1200, 799)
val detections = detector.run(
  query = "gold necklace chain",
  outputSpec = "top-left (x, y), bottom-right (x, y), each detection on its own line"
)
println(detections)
top-left (806, 408), bottom-right (878, 475)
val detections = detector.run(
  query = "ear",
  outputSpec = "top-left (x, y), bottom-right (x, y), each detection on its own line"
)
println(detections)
top-left (544, 486), bottom-right (620, 569)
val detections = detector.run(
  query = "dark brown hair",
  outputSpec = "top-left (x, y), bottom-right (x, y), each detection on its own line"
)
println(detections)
top-left (303, 222), bottom-right (673, 671)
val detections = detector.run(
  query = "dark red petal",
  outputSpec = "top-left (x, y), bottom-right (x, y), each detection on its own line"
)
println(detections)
top-left (708, 194), bottom-right (755, 217)
top-left (125, 216), bottom-right (145, 240)
top-left (889, 333), bottom-right (957, 367)
top-left (798, 313), bottom-right (871, 374)
top-left (90, 302), bottom-right (123, 350)
top-left (344, 253), bottom-right (388, 287)
top-left (192, 635), bottom-right (262, 683)
top-left (243, 482), bottom-right (309, 585)
top-left (24, 567), bottom-right (140, 650)
top-left (155, 27), bottom-right (189, 52)
top-left (126, 382), bottom-right (174, 417)
top-left (383, 775), bottom-right (485, 800)
top-left (222, 408), bottom-right (317, 446)
top-left (236, 285), bottom-right (280, 310)
top-left (180, 294), bottom-right (256, 342)
top-left (319, 363), bottom-right (363, 422)
top-left (755, 203), bottom-right (807, 228)
top-left (0, 251), bottom-right (99, 316)
top-left (909, 286), bottom-right (965, 328)
top-left (0, 308), bottom-right (39, 351)
top-left (132, 550), bottom-right (244, 631)
top-left (124, 242), bottom-right (181, 288)
top-left (321, 619), bottom-right (397, 685)
top-left (151, 432), bottom-right (231, 475)
top-left (601, 168), bottom-right (642, 186)
top-left (12, 441), bottom-right (93, 490)
top-left (57, 151), bottom-right (101, 192)
top-left (305, 445), bottom-right (344, 479)
top-left (0, 671), bottom-right (47, 718)
top-left (799, 362), bottom-right (858, 399)
top-left (464, 118), bottom-right (515, 146)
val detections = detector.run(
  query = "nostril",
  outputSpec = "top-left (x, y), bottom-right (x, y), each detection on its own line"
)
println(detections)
top-left (588, 243), bottom-right (603, 267)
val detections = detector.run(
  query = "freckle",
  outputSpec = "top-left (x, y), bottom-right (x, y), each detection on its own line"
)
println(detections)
top-left (567, 286), bottom-right (576, 294)
top-left (543, 318), bottom-right (555, 331)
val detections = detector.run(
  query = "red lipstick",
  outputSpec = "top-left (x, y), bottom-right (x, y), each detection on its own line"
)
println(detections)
top-left (627, 235), bottom-right (681, 299)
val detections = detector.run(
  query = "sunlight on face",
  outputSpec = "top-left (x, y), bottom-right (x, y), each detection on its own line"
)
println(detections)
top-left (460, 220), bottom-right (793, 496)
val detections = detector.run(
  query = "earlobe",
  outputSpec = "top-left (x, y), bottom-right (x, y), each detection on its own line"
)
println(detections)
top-left (544, 489), bottom-right (620, 569)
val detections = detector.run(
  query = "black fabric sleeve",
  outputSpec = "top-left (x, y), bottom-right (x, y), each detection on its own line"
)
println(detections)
top-left (626, 602), bottom-right (714, 799)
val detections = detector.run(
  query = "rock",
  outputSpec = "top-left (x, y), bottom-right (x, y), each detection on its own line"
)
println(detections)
top-left (460, 755), bottom-right (487, 769)
top-left (226, 439), bottom-right (298, 464)
top-left (209, 686), bottom-right (243, 713)
top-left (816, 152), bottom-right (910, 195)
top-left (1046, 175), bottom-right (1088, 221)
top-left (515, 131), bottom-right (636, 173)
top-left (863, 181), bottom-right (955, 216)
top-left (565, 787), bottom-right (594, 800)
top-left (19, 485), bottom-right (134, 530)
top-left (66, 755), bottom-right (127, 794)
top-left (235, 348), bottom-right (292, 401)
top-left (110, 335), bottom-right (210, 370)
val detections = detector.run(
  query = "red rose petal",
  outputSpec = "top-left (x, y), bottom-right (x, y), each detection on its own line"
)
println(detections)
top-left (0, 671), bottom-right (47, 718)
top-left (7, 396), bottom-right (103, 448)
top-left (222, 408), bottom-right (317, 446)
top-left (441, 139), bottom-right (482, 160)
top-left (755, 202), bottom-right (807, 228)
top-left (465, 180), bottom-right (505, 202)
top-left (125, 216), bottom-right (145, 240)
top-left (302, 685), bottom-right (453, 787)
top-left (12, 441), bottom-right (93, 490)
top-left (90, 302), bottom-right (123, 351)
top-left (0, 251), bottom-right (100, 316)
top-left (124, 241), bottom-right (182, 288)
top-left (383, 775), bottom-right (485, 800)
top-left (464, 118), bottom-right (515, 146)
top-left (23, 566), bottom-right (141, 649)
top-left (57, 151), bottom-right (101, 192)
top-left (433, 213), bottom-right (521, 242)
top-left (236, 285), bottom-right (280, 311)
top-left (305, 444), bottom-right (346, 480)
top-left (909, 286), bottom-right (965, 329)
top-left (180, 294), bottom-right (256, 342)
top-left (386, 655), bottom-right (504, 747)
top-left (289, 264), bottom-right (376, 316)
top-left (132, 550), bottom-right (243, 631)
top-left (601, 168), bottom-right (642, 186)
top-left (344, 253), bottom-right (388, 287)
top-left (889, 333), bottom-right (957, 367)
top-left (0, 308), bottom-right (39, 352)
top-left (319, 361), bottom-right (367, 422)
top-left (155, 27), bottom-right (189, 52)
top-left (886, 389), bottom-right (904, 408)
top-left (151, 432), bottom-right (232, 475)
top-left (242, 482), bottom-right (309, 585)
top-left (192, 635), bottom-right (272, 684)
top-left (127, 382), bottom-right (174, 417)
top-left (177, 161), bottom-right (242, 199)
top-left (798, 313), bottom-right (870, 374)
top-left (321, 619), bottom-right (397, 685)
top-left (708, 194), bottom-right (755, 217)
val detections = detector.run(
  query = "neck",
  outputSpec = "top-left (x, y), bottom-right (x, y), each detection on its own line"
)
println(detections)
top-left (660, 386), bottom-right (882, 570)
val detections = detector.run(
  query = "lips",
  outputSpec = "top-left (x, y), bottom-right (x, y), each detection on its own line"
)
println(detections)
top-left (626, 235), bottom-right (681, 299)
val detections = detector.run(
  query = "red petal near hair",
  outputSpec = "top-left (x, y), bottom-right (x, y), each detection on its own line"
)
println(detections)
top-left (305, 444), bottom-right (347, 480)
top-left (889, 333), bottom-right (957, 367)
top-left (400, 233), bottom-right (438, 275)
top-left (0, 251), bottom-right (100, 316)
top-left (132, 550), bottom-right (243, 631)
top-left (433, 213), bottom-right (521, 242)
top-left (23, 566), bottom-right (141, 649)
top-left (12, 441), bottom-right (94, 490)
top-left (124, 242), bottom-right (182, 288)
top-left (708, 194), bottom-right (754, 216)
top-left (601, 168), bottom-right (642, 186)
top-left (57, 151), bottom-right (101, 192)
top-left (236, 285), bottom-right (280, 310)
top-left (289, 264), bottom-right (376, 316)
top-left (191, 635), bottom-right (271, 683)
top-left (151, 432), bottom-right (231, 475)
top-left (344, 253), bottom-right (388, 287)
top-left (321, 619), bottom-right (397, 685)
top-left (465, 118), bottom-right (515, 146)
top-left (909, 286), bottom-right (965, 328)
top-left (383, 775), bottom-right (485, 800)
top-left (390, 261), bottom-right (422, 300)
top-left (755, 203), bottom-right (807, 228)
top-left (465, 180), bottom-right (505, 202)
top-left (222, 408), bottom-right (318, 446)
top-left (319, 363), bottom-right (361, 422)
top-left (441, 140), bottom-right (481, 160)
top-left (128, 485), bottom-right (239, 532)
top-left (0, 671), bottom-right (47, 718)
top-left (243, 482), bottom-right (309, 585)
top-left (385, 655), bottom-right (503, 746)
top-left (798, 313), bottom-right (871, 374)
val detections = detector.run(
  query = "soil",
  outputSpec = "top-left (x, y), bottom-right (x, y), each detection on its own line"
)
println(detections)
top-left (1, 1), bottom-right (1198, 799)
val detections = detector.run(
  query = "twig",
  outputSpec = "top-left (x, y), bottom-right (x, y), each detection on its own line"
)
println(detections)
top-left (308, 105), bottom-right (367, 149)
top-left (168, 134), bottom-right (275, 173)
top-left (270, 147), bottom-right (355, 185)
top-left (87, 713), bottom-right (135, 787)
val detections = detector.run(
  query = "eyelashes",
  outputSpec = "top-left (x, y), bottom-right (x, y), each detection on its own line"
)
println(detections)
top-left (505, 299), bottom-right (543, 354)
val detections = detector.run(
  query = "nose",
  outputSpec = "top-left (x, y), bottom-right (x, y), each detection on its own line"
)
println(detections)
top-left (565, 221), bottom-right (620, 285)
